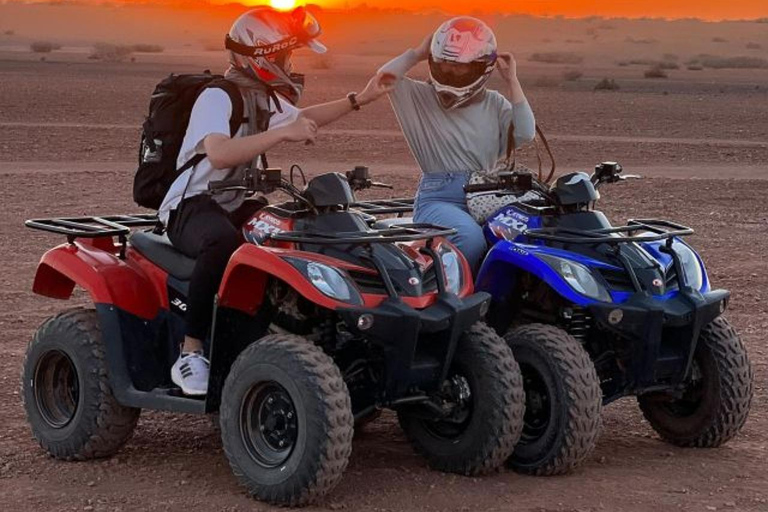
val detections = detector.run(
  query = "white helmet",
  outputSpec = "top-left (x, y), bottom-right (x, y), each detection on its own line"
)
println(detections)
top-left (428, 17), bottom-right (498, 109)
top-left (225, 6), bottom-right (327, 105)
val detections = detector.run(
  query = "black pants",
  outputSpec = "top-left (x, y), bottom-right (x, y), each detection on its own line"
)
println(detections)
top-left (167, 195), bottom-right (265, 340)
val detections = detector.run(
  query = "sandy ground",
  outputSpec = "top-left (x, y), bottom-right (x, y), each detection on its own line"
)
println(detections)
top-left (1, 22), bottom-right (768, 512)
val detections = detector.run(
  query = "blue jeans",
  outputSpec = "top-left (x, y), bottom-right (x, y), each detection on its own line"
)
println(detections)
top-left (414, 173), bottom-right (486, 272)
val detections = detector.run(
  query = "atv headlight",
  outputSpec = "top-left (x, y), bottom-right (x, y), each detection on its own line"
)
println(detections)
top-left (284, 258), bottom-right (363, 305)
top-left (538, 253), bottom-right (612, 303)
top-left (437, 243), bottom-right (463, 295)
top-left (672, 241), bottom-right (704, 290)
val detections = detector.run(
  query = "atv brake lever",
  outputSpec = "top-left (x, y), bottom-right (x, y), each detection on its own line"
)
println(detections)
top-left (371, 182), bottom-right (394, 189)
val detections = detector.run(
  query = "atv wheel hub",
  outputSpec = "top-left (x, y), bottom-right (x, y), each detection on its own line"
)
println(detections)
top-left (241, 382), bottom-right (298, 468)
top-left (34, 350), bottom-right (79, 429)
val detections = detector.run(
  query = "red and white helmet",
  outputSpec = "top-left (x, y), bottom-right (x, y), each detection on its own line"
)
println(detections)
top-left (226, 7), bottom-right (327, 105)
top-left (428, 17), bottom-right (498, 109)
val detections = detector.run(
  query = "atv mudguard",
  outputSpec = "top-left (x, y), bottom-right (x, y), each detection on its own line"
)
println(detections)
top-left (33, 242), bottom-right (162, 319)
top-left (476, 240), bottom-right (601, 307)
top-left (218, 243), bottom-right (359, 315)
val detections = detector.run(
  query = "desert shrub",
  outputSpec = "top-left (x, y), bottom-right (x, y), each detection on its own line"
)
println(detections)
top-left (594, 78), bottom-right (619, 91)
top-left (625, 37), bottom-right (658, 44)
top-left (755, 18), bottom-right (768, 23)
top-left (597, 22), bottom-right (616, 30)
top-left (712, 37), bottom-right (728, 43)
top-left (688, 54), bottom-right (768, 69)
top-left (30, 41), bottom-right (61, 53)
top-left (663, 53), bottom-right (679, 62)
top-left (534, 76), bottom-right (562, 88)
top-left (687, 65), bottom-right (704, 71)
top-left (746, 42), bottom-right (762, 50)
top-left (562, 69), bottom-right (583, 81)
top-left (309, 55), bottom-right (334, 70)
top-left (658, 61), bottom-right (680, 70)
top-left (644, 66), bottom-right (668, 78)
top-left (89, 43), bottom-right (133, 62)
top-left (529, 52), bottom-right (583, 64)
top-left (131, 44), bottom-right (164, 53)
top-left (4, 29), bottom-right (15, 36)
top-left (617, 61), bottom-right (629, 67)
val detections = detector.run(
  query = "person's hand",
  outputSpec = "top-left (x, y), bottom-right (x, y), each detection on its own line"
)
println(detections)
top-left (496, 52), bottom-right (518, 84)
top-left (358, 71), bottom-right (397, 105)
top-left (414, 34), bottom-right (432, 61)
top-left (281, 115), bottom-right (317, 144)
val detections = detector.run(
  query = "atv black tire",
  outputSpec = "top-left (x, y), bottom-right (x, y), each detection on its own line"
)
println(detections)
top-left (21, 308), bottom-right (140, 460)
top-left (504, 324), bottom-right (602, 475)
top-left (638, 316), bottom-right (753, 447)
top-left (219, 334), bottom-right (354, 506)
top-left (397, 322), bottom-right (524, 475)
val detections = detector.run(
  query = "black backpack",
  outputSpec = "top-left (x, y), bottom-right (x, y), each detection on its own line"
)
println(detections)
top-left (134, 71), bottom-right (244, 210)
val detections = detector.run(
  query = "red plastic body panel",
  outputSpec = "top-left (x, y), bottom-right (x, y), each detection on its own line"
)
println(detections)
top-left (218, 238), bottom-right (475, 315)
top-left (32, 242), bottom-right (164, 320)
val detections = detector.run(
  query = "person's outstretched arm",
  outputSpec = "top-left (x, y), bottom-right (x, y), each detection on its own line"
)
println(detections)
top-left (203, 115), bottom-right (317, 170)
top-left (300, 72), bottom-right (394, 127)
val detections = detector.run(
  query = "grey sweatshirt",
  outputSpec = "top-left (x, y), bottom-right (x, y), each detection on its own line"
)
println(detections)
top-left (379, 49), bottom-right (536, 174)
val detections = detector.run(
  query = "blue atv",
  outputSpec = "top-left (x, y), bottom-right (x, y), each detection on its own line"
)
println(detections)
top-left (365, 161), bottom-right (753, 476)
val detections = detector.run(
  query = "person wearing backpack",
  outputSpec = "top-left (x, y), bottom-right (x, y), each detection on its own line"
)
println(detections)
top-left (378, 17), bottom-right (536, 272)
top-left (150, 7), bottom-right (393, 396)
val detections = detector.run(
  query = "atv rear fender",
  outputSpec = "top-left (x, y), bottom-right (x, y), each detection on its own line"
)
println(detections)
top-left (33, 242), bottom-right (161, 319)
top-left (218, 243), bottom-right (360, 315)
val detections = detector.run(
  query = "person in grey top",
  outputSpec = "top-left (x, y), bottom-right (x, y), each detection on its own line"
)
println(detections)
top-left (379, 16), bottom-right (536, 271)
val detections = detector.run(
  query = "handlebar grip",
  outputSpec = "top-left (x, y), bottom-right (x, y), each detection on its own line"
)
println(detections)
top-left (208, 178), bottom-right (245, 192)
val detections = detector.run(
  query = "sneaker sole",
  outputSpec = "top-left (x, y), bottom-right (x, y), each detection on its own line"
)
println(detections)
top-left (171, 365), bottom-right (208, 396)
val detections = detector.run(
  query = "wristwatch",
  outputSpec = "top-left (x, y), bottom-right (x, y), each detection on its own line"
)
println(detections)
top-left (347, 92), bottom-right (361, 111)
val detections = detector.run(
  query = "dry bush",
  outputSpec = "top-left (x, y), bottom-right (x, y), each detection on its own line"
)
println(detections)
top-left (30, 41), bottom-right (61, 53)
top-left (644, 66), bottom-right (668, 78)
top-left (4, 29), bottom-right (15, 36)
top-left (712, 37), bottom-right (728, 43)
top-left (309, 55), bottom-right (335, 70)
top-left (687, 64), bottom-right (704, 71)
top-left (131, 44), bottom-right (164, 53)
top-left (663, 53), bottom-right (679, 62)
top-left (533, 76), bottom-right (562, 88)
top-left (688, 54), bottom-right (768, 69)
top-left (529, 52), bottom-right (583, 64)
top-left (89, 43), bottom-right (133, 62)
top-left (619, 59), bottom-right (678, 69)
top-left (594, 78), bottom-right (619, 91)
top-left (746, 42), bottom-right (763, 50)
top-left (562, 69), bottom-right (583, 81)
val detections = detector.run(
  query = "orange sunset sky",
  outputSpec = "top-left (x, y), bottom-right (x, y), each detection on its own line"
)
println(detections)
top-left (12, 0), bottom-right (768, 21)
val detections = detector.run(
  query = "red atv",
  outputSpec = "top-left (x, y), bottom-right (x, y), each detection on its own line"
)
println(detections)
top-left (22, 166), bottom-right (525, 506)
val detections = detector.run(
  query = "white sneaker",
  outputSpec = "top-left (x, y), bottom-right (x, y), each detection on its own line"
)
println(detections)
top-left (171, 352), bottom-right (210, 396)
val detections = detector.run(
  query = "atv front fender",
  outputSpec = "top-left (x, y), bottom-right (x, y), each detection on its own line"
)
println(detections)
top-left (218, 244), bottom-right (357, 315)
top-left (476, 241), bottom-right (597, 307)
top-left (33, 243), bottom-right (161, 320)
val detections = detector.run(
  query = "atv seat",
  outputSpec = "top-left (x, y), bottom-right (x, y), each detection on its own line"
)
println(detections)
top-left (374, 217), bottom-right (415, 229)
top-left (130, 231), bottom-right (195, 281)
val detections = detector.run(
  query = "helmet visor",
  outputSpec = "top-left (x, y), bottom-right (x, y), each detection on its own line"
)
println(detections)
top-left (429, 57), bottom-right (492, 88)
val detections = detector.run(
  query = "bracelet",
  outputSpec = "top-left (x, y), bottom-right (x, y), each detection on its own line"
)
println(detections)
top-left (347, 92), bottom-right (361, 111)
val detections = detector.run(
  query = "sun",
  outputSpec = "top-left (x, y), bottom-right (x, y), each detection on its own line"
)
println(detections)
top-left (270, 0), bottom-right (298, 10)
